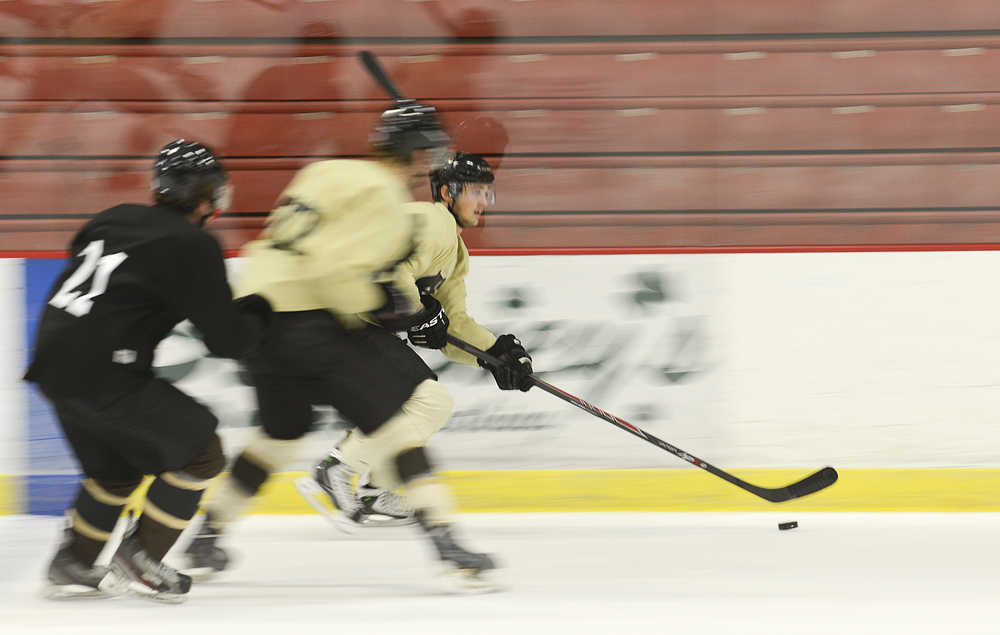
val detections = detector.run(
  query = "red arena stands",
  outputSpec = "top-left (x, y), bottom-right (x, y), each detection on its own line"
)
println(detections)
top-left (2, 0), bottom-right (1000, 251)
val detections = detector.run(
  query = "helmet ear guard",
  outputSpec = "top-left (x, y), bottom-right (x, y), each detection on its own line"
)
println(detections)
top-left (206, 182), bottom-right (234, 225)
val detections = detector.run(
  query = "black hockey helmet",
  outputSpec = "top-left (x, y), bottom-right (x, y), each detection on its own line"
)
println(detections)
top-left (430, 152), bottom-right (495, 204)
top-left (370, 100), bottom-right (451, 163)
top-left (152, 139), bottom-right (231, 216)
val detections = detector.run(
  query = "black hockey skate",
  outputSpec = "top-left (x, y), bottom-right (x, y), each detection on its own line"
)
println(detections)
top-left (180, 512), bottom-right (230, 579)
top-left (417, 512), bottom-right (499, 592)
top-left (43, 528), bottom-right (110, 600)
top-left (99, 526), bottom-right (191, 603)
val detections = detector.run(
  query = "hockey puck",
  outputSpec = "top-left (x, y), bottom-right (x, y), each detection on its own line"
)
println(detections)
top-left (778, 521), bottom-right (798, 531)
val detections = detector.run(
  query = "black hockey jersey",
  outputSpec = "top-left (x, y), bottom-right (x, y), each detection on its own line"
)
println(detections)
top-left (25, 203), bottom-right (265, 400)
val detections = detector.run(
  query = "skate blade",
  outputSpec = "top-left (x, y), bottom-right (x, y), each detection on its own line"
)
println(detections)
top-left (171, 551), bottom-right (225, 581)
top-left (176, 564), bottom-right (219, 581)
top-left (42, 583), bottom-right (113, 601)
top-left (439, 565), bottom-right (505, 594)
top-left (356, 513), bottom-right (417, 528)
top-left (293, 476), bottom-right (361, 534)
top-left (98, 572), bottom-right (188, 604)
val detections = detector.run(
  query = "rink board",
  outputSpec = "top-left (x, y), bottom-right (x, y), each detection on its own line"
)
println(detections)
top-left (237, 468), bottom-right (1000, 513)
top-left (33, 468), bottom-right (1000, 514)
top-left (9, 251), bottom-right (1000, 513)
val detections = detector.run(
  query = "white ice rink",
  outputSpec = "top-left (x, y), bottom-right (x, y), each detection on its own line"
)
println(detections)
top-left (2, 512), bottom-right (999, 635)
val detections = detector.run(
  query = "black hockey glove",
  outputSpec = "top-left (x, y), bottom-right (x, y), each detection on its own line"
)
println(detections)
top-left (405, 295), bottom-right (450, 349)
top-left (479, 334), bottom-right (534, 392)
top-left (233, 293), bottom-right (274, 330)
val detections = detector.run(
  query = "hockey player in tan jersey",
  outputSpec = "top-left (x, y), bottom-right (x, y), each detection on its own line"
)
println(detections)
top-left (300, 153), bottom-right (534, 535)
top-left (183, 108), bottom-right (506, 588)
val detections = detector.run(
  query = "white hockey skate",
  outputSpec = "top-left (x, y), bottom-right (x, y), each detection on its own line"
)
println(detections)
top-left (357, 477), bottom-right (416, 525)
top-left (294, 452), bottom-right (415, 532)
top-left (99, 525), bottom-right (191, 603)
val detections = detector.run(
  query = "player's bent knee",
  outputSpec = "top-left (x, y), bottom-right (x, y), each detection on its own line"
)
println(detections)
top-left (376, 379), bottom-right (452, 449)
top-left (406, 379), bottom-right (453, 438)
top-left (230, 430), bottom-right (308, 495)
top-left (368, 380), bottom-right (453, 454)
top-left (242, 429), bottom-right (308, 472)
top-left (358, 381), bottom-right (452, 489)
top-left (394, 446), bottom-right (433, 483)
top-left (179, 433), bottom-right (225, 481)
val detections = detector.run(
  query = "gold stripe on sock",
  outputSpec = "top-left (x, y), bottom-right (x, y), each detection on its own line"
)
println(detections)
top-left (161, 471), bottom-right (212, 491)
top-left (71, 509), bottom-right (113, 541)
top-left (82, 478), bottom-right (130, 506)
top-left (141, 499), bottom-right (192, 531)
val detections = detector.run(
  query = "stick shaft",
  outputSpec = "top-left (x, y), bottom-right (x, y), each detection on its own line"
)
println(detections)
top-left (358, 50), bottom-right (405, 101)
top-left (446, 334), bottom-right (837, 503)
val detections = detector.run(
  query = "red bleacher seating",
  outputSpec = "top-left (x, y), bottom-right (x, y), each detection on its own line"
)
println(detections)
top-left (2, 1), bottom-right (999, 250)
top-left (3, 0), bottom-right (999, 39)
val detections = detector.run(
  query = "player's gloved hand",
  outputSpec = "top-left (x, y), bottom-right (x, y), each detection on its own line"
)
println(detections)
top-left (233, 293), bottom-right (273, 329)
top-left (479, 334), bottom-right (533, 392)
top-left (405, 295), bottom-right (450, 349)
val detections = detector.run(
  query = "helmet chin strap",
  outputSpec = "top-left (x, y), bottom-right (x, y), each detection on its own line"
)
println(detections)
top-left (443, 188), bottom-right (468, 227)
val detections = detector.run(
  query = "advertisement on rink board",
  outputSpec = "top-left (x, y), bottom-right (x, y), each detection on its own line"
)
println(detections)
top-left (153, 254), bottom-right (725, 471)
top-left (151, 249), bottom-right (1000, 472)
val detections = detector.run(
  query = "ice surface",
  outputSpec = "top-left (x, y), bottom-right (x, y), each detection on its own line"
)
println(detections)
top-left (2, 512), bottom-right (998, 634)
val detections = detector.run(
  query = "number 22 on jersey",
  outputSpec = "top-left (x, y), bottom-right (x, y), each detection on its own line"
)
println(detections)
top-left (49, 240), bottom-right (128, 317)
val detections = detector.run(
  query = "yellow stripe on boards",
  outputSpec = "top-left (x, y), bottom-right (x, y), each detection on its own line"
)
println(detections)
top-left (215, 468), bottom-right (1000, 514)
top-left (0, 474), bottom-right (22, 514)
top-left (7, 469), bottom-right (1000, 515)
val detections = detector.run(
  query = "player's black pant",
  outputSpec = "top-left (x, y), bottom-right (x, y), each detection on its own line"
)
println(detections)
top-left (39, 378), bottom-right (224, 564)
top-left (245, 310), bottom-right (436, 440)
top-left (43, 378), bottom-right (218, 480)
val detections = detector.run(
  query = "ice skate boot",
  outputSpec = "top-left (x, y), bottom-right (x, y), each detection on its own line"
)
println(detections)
top-left (356, 474), bottom-right (416, 526)
top-left (99, 526), bottom-right (191, 603)
top-left (180, 512), bottom-right (229, 579)
top-left (43, 528), bottom-right (110, 600)
top-left (417, 511), bottom-right (499, 592)
top-left (294, 451), bottom-right (364, 532)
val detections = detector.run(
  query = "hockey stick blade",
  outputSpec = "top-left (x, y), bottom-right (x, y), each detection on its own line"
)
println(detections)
top-left (446, 334), bottom-right (839, 503)
top-left (744, 466), bottom-right (839, 503)
top-left (358, 50), bottom-right (406, 102)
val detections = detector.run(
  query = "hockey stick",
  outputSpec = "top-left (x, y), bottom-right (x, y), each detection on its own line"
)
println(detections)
top-left (446, 334), bottom-right (838, 503)
top-left (358, 50), bottom-right (408, 102)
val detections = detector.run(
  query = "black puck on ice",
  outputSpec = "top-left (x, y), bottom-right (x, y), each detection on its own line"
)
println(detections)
top-left (778, 521), bottom-right (798, 531)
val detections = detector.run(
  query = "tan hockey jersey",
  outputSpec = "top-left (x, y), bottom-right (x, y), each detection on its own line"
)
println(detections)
top-left (237, 160), bottom-right (421, 324)
top-left (402, 201), bottom-right (497, 366)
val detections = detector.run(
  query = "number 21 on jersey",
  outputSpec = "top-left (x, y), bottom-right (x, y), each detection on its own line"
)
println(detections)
top-left (49, 240), bottom-right (128, 317)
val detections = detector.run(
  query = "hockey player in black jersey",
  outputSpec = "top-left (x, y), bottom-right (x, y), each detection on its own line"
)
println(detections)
top-left (25, 139), bottom-right (272, 602)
